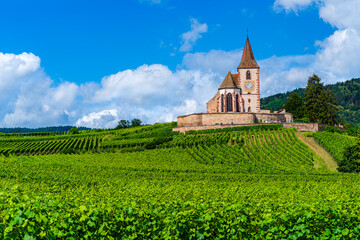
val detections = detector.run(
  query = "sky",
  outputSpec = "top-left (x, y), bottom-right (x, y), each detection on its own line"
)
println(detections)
top-left (0, 0), bottom-right (359, 128)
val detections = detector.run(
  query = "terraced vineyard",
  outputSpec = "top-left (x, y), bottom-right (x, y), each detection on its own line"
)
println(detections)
top-left (184, 129), bottom-right (321, 174)
top-left (0, 123), bottom-right (359, 238)
top-left (0, 136), bottom-right (102, 155)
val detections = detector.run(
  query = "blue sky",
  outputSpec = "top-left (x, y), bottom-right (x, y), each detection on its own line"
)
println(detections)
top-left (0, 0), bottom-right (359, 128)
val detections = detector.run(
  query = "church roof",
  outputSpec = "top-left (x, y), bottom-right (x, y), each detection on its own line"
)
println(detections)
top-left (219, 71), bottom-right (239, 90)
top-left (238, 36), bottom-right (259, 69)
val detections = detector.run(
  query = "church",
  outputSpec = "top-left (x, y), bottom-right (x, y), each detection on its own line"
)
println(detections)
top-left (176, 36), bottom-right (293, 128)
top-left (206, 36), bottom-right (260, 113)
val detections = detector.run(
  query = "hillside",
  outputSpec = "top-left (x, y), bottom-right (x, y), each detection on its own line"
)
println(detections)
top-left (260, 78), bottom-right (360, 125)
top-left (2, 123), bottom-right (360, 238)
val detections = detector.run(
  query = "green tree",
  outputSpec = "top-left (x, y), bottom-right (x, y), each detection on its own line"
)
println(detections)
top-left (116, 120), bottom-right (130, 129)
top-left (303, 74), bottom-right (338, 124)
top-left (338, 140), bottom-right (360, 173)
top-left (69, 127), bottom-right (79, 134)
top-left (131, 118), bottom-right (142, 127)
top-left (283, 92), bottom-right (304, 119)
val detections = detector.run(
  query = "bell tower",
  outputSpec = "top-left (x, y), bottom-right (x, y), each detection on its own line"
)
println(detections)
top-left (237, 36), bottom-right (260, 112)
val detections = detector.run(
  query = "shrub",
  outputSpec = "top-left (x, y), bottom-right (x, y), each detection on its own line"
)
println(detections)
top-left (325, 126), bottom-right (343, 134)
top-left (69, 127), bottom-right (80, 135)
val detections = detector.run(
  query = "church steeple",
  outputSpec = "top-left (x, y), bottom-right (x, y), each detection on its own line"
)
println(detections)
top-left (238, 36), bottom-right (259, 69)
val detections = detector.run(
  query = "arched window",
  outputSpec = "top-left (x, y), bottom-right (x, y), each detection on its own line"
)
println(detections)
top-left (221, 95), bottom-right (224, 112)
top-left (248, 107), bottom-right (251, 112)
top-left (235, 94), bottom-right (240, 112)
top-left (226, 93), bottom-right (233, 112)
top-left (246, 70), bottom-right (251, 80)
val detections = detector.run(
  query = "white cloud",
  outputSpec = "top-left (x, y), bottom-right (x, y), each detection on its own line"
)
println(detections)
top-left (76, 109), bottom-right (119, 129)
top-left (315, 28), bottom-right (360, 80)
top-left (273, 0), bottom-right (317, 12)
top-left (139, 0), bottom-right (162, 5)
top-left (182, 49), bottom-right (242, 75)
top-left (272, 0), bottom-right (360, 87)
top-left (87, 64), bottom-right (219, 125)
top-left (319, 0), bottom-right (360, 30)
top-left (0, 52), bottom-right (82, 128)
top-left (180, 18), bottom-right (208, 52)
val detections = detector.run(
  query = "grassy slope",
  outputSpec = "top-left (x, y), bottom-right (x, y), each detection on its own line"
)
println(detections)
top-left (297, 132), bottom-right (338, 172)
top-left (312, 132), bottom-right (357, 164)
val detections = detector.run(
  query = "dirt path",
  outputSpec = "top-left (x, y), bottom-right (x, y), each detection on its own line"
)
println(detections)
top-left (296, 132), bottom-right (338, 172)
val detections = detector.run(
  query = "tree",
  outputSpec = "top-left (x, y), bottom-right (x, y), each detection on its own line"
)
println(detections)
top-left (338, 140), bottom-right (360, 173)
top-left (131, 118), bottom-right (142, 127)
top-left (303, 74), bottom-right (338, 124)
top-left (322, 88), bottom-right (338, 125)
top-left (115, 120), bottom-right (130, 129)
top-left (69, 127), bottom-right (79, 134)
top-left (283, 92), bottom-right (304, 119)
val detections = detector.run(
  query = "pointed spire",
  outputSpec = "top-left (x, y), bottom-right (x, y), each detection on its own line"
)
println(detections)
top-left (218, 71), bottom-right (239, 90)
top-left (238, 36), bottom-right (259, 69)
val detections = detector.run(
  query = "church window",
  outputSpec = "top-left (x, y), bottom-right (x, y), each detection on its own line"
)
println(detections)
top-left (246, 70), bottom-right (251, 80)
top-left (226, 93), bottom-right (233, 112)
top-left (248, 99), bottom-right (251, 103)
top-left (221, 95), bottom-right (224, 112)
top-left (248, 107), bottom-right (251, 112)
top-left (235, 95), bottom-right (240, 112)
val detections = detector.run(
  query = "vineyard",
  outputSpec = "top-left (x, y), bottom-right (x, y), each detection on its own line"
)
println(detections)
top-left (313, 132), bottom-right (357, 163)
top-left (0, 123), bottom-right (359, 238)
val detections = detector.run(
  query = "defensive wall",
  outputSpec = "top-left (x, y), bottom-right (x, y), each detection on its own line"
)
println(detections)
top-left (174, 120), bottom-right (328, 134)
top-left (177, 112), bottom-right (293, 127)
top-left (282, 123), bottom-right (327, 132)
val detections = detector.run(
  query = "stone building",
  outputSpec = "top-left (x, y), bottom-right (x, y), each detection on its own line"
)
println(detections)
top-left (176, 36), bottom-right (293, 128)
top-left (207, 36), bottom-right (260, 113)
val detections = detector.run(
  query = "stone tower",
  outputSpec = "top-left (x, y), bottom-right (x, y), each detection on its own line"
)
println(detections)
top-left (237, 37), bottom-right (260, 113)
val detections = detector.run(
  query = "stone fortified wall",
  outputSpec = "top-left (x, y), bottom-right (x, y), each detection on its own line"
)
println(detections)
top-left (177, 112), bottom-right (292, 127)
top-left (174, 122), bottom-right (328, 133)
top-left (283, 123), bottom-right (327, 132)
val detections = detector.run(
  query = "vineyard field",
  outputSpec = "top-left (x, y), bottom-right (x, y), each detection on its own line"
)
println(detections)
top-left (0, 123), bottom-right (359, 238)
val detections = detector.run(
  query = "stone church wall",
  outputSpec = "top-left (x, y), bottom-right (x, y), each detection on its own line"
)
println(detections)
top-left (202, 113), bottom-right (255, 125)
top-left (206, 93), bottom-right (218, 113)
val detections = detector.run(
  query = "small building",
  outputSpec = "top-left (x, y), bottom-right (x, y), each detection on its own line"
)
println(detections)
top-left (176, 36), bottom-right (293, 128)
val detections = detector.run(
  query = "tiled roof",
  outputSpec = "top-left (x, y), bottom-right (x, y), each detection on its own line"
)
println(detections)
top-left (219, 71), bottom-right (239, 90)
top-left (232, 73), bottom-right (239, 81)
top-left (238, 37), bottom-right (259, 69)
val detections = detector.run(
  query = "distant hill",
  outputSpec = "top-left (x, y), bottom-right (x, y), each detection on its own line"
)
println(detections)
top-left (0, 126), bottom-right (90, 134)
top-left (261, 78), bottom-right (360, 126)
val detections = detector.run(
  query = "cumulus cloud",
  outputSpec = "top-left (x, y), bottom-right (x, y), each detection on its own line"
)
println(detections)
top-left (76, 109), bottom-right (119, 129)
top-left (272, 0), bottom-right (360, 88)
top-left (83, 64), bottom-right (219, 126)
top-left (0, 51), bottom-right (220, 128)
top-left (180, 18), bottom-right (208, 52)
top-left (0, 52), bottom-right (82, 127)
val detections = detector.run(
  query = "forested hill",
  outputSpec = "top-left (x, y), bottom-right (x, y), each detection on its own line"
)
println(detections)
top-left (260, 78), bottom-right (360, 126)
top-left (0, 126), bottom-right (90, 133)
